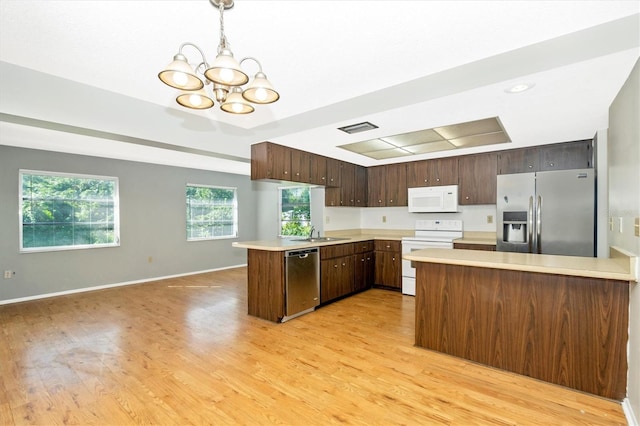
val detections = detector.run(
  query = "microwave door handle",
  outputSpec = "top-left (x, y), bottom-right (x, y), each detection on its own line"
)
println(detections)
top-left (528, 196), bottom-right (534, 253)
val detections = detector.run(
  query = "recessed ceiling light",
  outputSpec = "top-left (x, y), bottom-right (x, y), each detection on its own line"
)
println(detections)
top-left (505, 82), bottom-right (535, 94)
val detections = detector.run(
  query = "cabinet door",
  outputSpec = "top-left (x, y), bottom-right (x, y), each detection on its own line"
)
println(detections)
top-left (340, 162), bottom-right (356, 206)
top-left (320, 256), bottom-right (353, 303)
top-left (538, 140), bottom-right (593, 171)
top-left (325, 186), bottom-right (341, 207)
top-left (458, 152), bottom-right (497, 205)
top-left (250, 142), bottom-right (291, 181)
top-left (385, 163), bottom-right (407, 206)
top-left (326, 158), bottom-right (342, 188)
top-left (354, 165), bottom-right (368, 207)
top-left (367, 166), bottom-right (386, 207)
top-left (374, 251), bottom-right (401, 289)
top-left (497, 148), bottom-right (539, 174)
top-left (310, 155), bottom-right (327, 185)
top-left (434, 157), bottom-right (459, 185)
top-left (290, 149), bottom-right (311, 183)
top-left (406, 160), bottom-right (429, 187)
top-left (353, 252), bottom-right (374, 292)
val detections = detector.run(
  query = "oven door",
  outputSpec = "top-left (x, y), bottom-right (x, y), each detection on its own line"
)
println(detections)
top-left (401, 239), bottom-right (453, 296)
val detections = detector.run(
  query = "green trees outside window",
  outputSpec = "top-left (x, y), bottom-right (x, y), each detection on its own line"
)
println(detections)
top-left (20, 170), bottom-right (119, 252)
top-left (279, 187), bottom-right (311, 236)
top-left (186, 185), bottom-right (238, 240)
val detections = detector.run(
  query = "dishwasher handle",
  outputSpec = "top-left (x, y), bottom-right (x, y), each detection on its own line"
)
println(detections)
top-left (285, 247), bottom-right (319, 258)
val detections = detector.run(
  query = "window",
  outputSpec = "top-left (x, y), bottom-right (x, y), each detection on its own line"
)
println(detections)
top-left (279, 186), bottom-right (311, 237)
top-left (186, 184), bottom-right (237, 240)
top-left (20, 170), bottom-right (120, 252)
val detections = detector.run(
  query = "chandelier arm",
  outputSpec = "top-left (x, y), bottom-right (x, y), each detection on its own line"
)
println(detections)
top-left (239, 57), bottom-right (264, 73)
top-left (178, 42), bottom-right (209, 68)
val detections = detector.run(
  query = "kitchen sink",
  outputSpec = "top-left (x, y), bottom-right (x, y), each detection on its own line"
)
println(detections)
top-left (291, 237), bottom-right (350, 243)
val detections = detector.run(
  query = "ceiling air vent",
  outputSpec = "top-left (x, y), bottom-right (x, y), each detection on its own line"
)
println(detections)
top-left (337, 121), bottom-right (379, 134)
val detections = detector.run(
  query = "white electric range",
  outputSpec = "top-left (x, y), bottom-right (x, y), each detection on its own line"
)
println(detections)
top-left (401, 219), bottom-right (463, 296)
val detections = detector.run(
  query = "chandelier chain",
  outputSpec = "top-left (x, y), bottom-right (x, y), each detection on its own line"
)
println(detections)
top-left (218, 1), bottom-right (227, 50)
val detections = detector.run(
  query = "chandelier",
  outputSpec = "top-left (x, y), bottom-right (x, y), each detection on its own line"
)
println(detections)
top-left (158, 0), bottom-right (279, 114)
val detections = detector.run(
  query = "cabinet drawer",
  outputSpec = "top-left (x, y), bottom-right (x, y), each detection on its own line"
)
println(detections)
top-left (320, 243), bottom-right (355, 259)
top-left (353, 240), bottom-right (374, 253)
top-left (374, 240), bottom-right (401, 252)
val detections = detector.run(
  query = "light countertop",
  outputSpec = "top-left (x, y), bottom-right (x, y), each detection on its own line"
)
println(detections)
top-left (404, 246), bottom-right (637, 282)
top-left (232, 230), bottom-right (409, 251)
top-left (454, 231), bottom-right (496, 246)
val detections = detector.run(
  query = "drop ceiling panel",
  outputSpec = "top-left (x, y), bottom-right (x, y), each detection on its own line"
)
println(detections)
top-left (434, 117), bottom-right (505, 139)
top-left (380, 129), bottom-right (445, 147)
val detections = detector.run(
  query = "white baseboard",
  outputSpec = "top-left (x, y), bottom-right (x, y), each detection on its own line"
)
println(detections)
top-left (0, 264), bottom-right (248, 305)
top-left (623, 398), bottom-right (639, 426)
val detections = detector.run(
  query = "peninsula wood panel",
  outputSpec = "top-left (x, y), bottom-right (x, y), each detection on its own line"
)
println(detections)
top-left (453, 243), bottom-right (496, 251)
top-left (247, 249), bottom-right (285, 322)
top-left (415, 263), bottom-right (629, 400)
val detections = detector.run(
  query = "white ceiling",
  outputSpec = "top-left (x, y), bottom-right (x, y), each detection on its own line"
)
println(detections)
top-left (1, 1), bottom-right (639, 175)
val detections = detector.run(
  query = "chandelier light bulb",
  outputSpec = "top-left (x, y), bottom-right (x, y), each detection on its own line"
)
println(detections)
top-left (189, 94), bottom-right (203, 107)
top-left (254, 87), bottom-right (268, 102)
top-left (219, 68), bottom-right (235, 83)
top-left (231, 103), bottom-right (243, 113)
top-left (172, 72), bottom-right (189, 87)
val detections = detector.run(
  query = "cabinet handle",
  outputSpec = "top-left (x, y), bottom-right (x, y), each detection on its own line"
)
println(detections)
top-left (549, 162), bottom-right (554, 167)
top-left (284, 171), bottom-right (288, 175)
top-left (392, 257), bottom-right (396, 261)
top-left (334, 264), bottom-right (338, 268)
top-left (361, 258), bottom-right (365, 262)
top-left (465, 196), bottom-right (470, 200)
top-left (295, 172), bottom-right (299, 176)
top-left (424, 179), bottom-right (428, 183)
top-left (436, 178), bottom-right (440, 182)
top-left (385, 245), bottom-right (391, 248)
top-left (528, 165), bottom-right (533, 168)
top-left (322, 177), bottom-right (326, 181)
top-left (342, 262), bottom-right (346, 266)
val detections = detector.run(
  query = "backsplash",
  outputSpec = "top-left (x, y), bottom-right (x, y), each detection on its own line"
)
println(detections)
top-left (325, 204), bottom-right (497, 233)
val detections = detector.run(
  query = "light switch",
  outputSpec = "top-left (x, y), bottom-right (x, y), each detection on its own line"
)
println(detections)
top-left (618, 217), bottom-right (623, 233)
top-left (635, 217), bottom-right (639, 237)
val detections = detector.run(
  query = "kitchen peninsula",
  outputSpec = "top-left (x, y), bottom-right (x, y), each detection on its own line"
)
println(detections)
top-left (232, 232), bottom-right (409, 322)
top-left (404, 247), bottom-right (637, 400)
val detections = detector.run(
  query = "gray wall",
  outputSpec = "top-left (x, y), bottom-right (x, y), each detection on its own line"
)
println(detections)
top-left (0, 145), bottom-right (256, 302)
top-left (608, 59), bottom-right (640, 420)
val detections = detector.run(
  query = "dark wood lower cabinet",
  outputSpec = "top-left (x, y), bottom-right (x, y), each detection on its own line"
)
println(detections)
top-left (320, 256), bottom-right (354, 303)
top-left (247, 249), bottom-right (285, 322)
top-left (415, 262), bottom-right (629, 400)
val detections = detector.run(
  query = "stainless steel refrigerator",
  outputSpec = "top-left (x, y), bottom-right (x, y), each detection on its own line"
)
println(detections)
top-left (496, 168), bottom-right (595, 257)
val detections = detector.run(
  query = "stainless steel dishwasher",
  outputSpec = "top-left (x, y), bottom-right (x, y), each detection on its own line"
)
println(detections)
top-left (284, 247), bottom-right (320, 322)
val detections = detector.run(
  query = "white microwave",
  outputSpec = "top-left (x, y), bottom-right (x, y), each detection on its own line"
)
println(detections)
top-left (407, 185), bottom-right (459, 213)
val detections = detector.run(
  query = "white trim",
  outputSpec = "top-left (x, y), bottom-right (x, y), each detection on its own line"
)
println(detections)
top-left (0, 264), bottom-right (247, 306)
top-left (623, 398), bottom-right (638, 426)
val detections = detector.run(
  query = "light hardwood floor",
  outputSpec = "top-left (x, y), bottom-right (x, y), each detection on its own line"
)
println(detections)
top-left (0, 267), bottom-right (627, 425)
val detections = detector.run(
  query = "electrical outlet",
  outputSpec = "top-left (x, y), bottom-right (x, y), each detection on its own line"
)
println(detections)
top-left (4, 270), bottom-right (13, 279)
top-left (487, 215), bottom-right (493, 224)
top-left (619, 217), bottom-right (623, 233)
top-left (382, 215), bottom-right (387, 223)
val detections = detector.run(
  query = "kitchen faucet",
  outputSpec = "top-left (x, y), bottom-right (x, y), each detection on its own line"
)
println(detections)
top-left (309, 226), bottom-right (316, 239)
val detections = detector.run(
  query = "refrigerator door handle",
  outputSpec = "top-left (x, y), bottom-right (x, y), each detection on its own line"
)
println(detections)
top-left (528, 196), bottom-right (534, 253)
top-left (536, 195), bottom-right (542, 254)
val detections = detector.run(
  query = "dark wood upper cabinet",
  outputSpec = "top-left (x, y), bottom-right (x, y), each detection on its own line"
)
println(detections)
top-left (251, 142), bottom-right (291, 181)
top-left (498, 140), bottom-right (593, 174)
top-left (497, 147), bottom-right (539, 174)
top-left (407, 157), bottom-right (457, 187)
top-left (385, 163), bottom-right (407, 206)
top-left (538, 140), bottom-right (592, 171)
top-left (340, 162), bottom-right (356, 206)
top-left (367, 165), bottom-right (386, 207)
top-left (458, 152), bottom-right (497, 205)
top-left (310, 155), bottom-right (327, 185)
top-left (354, 165), bottom-right (368, 207)
top-left (326, 157), bottom-right (342, 188)
top-left (290, 148), bottom-right (311, 183)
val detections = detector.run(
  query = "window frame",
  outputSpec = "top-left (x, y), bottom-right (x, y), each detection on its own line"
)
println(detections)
top-left (278, 186), bottom-right (312, 238)
top-left (19, 169), bottom-right (121, 253)
top-left (186, 183), bottom-right (238, 241)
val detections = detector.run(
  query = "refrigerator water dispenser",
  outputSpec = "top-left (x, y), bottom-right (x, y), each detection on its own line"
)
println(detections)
top-left (502, 211), bottom-right (527, 243)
